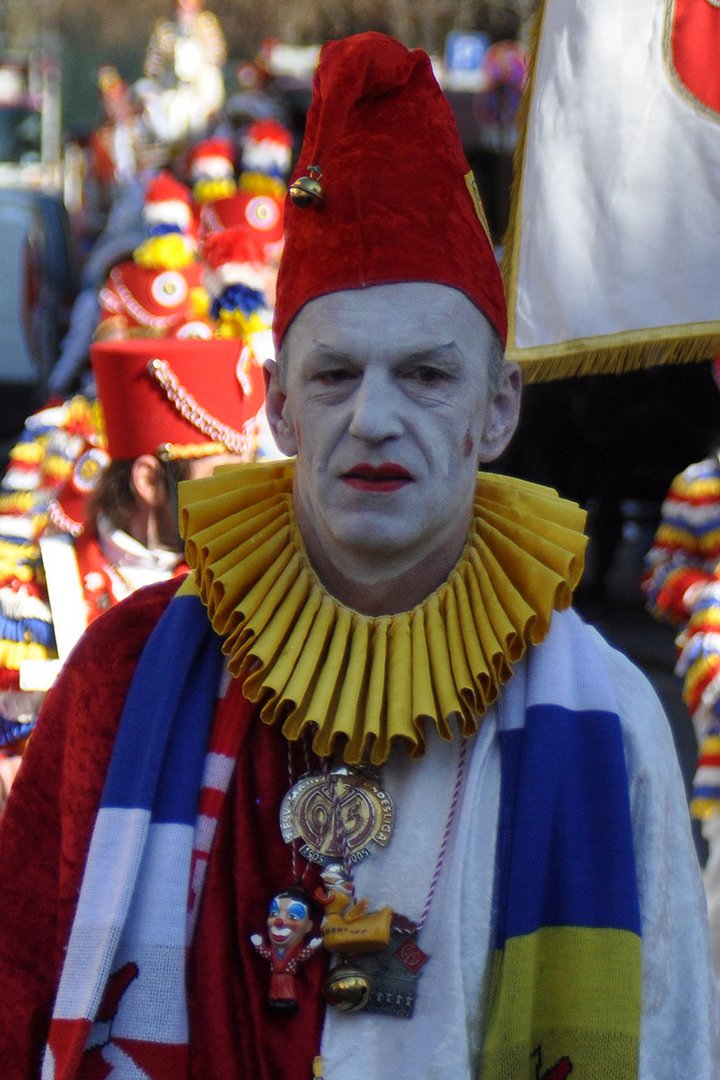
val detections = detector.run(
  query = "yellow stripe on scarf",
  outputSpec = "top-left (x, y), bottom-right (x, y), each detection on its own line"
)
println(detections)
top-left (480, 926), bottom-right (641, 1080)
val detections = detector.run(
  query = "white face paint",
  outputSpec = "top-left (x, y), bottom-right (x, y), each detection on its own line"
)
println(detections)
top-left (267, 895), bottom-right (312, 952)
top-left (266, 283), bottom-right (520, 605)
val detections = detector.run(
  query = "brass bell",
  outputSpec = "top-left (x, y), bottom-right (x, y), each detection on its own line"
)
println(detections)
top-left (323, 965), bottom-right (371, 1012)
top-left (289, 165), bottom-right (323, 207)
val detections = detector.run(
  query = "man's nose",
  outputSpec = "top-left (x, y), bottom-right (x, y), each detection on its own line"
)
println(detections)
top-left (347, 370), bottom-right (403, 442)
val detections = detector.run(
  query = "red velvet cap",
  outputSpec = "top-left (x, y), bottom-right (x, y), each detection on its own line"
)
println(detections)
top-left (274, 32), bottom-right (506, 347)
top-left (90, 338), bottom-right (265, 459)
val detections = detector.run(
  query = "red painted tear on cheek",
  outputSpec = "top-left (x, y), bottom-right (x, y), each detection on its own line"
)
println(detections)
top-left (463, 431), bottom-right (474, 458)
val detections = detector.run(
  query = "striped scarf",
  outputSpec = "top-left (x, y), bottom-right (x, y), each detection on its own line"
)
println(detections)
top-left (43, 592), bottom-right (641, 1079)
top-left (482, 618), bottom-right (642, 1079)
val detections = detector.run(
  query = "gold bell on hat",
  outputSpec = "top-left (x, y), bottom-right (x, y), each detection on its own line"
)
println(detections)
top-left (289, 164), bottom-right (323, 207)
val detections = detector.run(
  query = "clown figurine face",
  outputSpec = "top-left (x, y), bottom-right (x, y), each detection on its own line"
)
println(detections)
top-left (268, 892), bottom-right (313, 955)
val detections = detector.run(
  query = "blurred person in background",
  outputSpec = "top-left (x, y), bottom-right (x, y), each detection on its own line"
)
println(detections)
top-left (642, 356), bottom-right (720, 990)
top-left (0, 335), bottom-right (267, 812)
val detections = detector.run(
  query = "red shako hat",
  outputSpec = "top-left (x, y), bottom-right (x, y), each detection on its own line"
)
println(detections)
top-left (202, 226), bottom-right (269, 296)
top-left (143, 171), bottom-right (194, 228)
top-left (90, 338), bottom-right (265, 460)
top-left (241, 119), bottom-right (293, 174)
top-left (199, 191), bottom-right (284, 257)
top-left (187, 136), bottom-right (236, 180)
top-left (273, 32), bottom-right (507, 348)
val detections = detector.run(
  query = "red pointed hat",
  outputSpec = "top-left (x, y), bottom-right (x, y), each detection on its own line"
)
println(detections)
top-left (90, 338), bottom-right (266, 460)
top-left (273, 32), bottom-right (507, 348)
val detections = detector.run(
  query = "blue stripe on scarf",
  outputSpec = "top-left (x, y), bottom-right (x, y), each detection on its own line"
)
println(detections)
top-left (101, 593), bottom-right (224, 822)
top-left (494, 703), bottom-right (641, 946)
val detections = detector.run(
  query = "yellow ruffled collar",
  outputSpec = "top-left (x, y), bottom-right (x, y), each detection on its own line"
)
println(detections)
top-left (179, 461), bottom-right (586, 765)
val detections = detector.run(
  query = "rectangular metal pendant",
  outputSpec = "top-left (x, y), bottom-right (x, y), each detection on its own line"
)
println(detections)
top-left (356, 920), bottom-right (429, 1018)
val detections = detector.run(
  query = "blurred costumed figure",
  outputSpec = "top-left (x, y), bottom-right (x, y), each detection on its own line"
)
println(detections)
top-left (0, 396), bottom-right (101, 800)
top-left (139, 0), bottom-right (227, 146)
top-left (0, 335), bottom-right (267, 810)
top-left (202, 224), bottom-right (276, 351)
top-left (195, 120), bottom-right (290, 301)
top-left (238, 118), bottom-right (294, 199)
top-left (82, 66), bottom-right (147, 237)
top-left (94, 170), bottom-right (211, 343)
top-left (642, 359), bottom-right (720, 988)
top-left (186, 135), bottom-right (237, 208)
top-left (225, 54), bottom-right (290, 132)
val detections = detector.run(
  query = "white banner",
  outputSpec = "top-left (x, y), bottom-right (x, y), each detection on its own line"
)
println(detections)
top-left (503, 0), bottom-right (720, 381)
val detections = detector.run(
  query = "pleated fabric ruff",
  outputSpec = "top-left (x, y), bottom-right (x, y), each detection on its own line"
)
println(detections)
top-left (179, 461), bottom-right (587, 765)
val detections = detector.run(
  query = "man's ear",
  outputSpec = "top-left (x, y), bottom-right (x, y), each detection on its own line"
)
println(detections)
top-left (263, 359), bottom-right (298, 456)
top-left (130, 454), bottom-right (166, 510)
top-left (477, 363), bottom-right (522, 464)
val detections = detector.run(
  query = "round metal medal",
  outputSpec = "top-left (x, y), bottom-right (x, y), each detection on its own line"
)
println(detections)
top-left (280, 767), bottom-right (394, 865)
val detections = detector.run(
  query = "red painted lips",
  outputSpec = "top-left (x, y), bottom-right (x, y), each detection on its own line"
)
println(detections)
top-left (341, 462), bottom-right (413, 491)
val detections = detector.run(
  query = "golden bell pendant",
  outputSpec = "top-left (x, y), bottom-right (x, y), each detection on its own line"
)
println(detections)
top-left (324, 964), bottom-right (371, 1013)
top-left (289, 165), bottom-right (323, 207)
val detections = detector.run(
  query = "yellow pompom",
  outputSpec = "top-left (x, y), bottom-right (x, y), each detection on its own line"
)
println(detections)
top-left (9, 441), bottom-right (44, 465)
top-left (133, 233), bottom-right (197, 270)
top-left (189, 286), bottom-right (212, 318)
top-left (193, 177), bottom-right (237, 203)
top-left (215, 315), bottom-right (246, 339)
top-left (238, 171), bottom-right (287, 199)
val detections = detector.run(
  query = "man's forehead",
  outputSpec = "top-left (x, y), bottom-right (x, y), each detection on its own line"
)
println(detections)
top-left (284, 282), bottom-right (494, 358)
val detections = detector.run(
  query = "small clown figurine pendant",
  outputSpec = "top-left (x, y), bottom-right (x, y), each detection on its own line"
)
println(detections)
top-left (251, 888), bottom-right (322, 1011)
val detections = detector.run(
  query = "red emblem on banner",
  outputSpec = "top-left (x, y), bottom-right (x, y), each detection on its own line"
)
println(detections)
top-left (667, 0), bottom-right (720, 115)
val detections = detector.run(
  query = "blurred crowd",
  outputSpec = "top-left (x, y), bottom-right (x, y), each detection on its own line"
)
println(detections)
top-left (0, 0), bottom-right (534, 810)
top-left (0, 0), bottom-right (298, 802)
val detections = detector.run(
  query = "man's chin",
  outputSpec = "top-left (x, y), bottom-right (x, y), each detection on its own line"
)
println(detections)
top-left (330, 520), bottom-right (438, 566)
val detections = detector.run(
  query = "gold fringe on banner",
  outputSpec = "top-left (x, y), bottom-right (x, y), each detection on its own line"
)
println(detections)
top-left (509, 324), bottom-right (720, 385)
